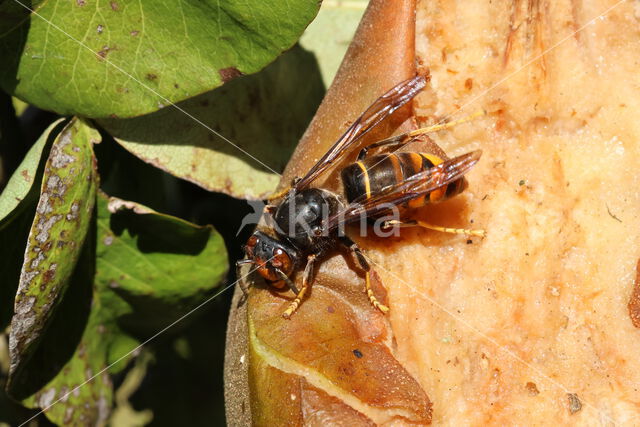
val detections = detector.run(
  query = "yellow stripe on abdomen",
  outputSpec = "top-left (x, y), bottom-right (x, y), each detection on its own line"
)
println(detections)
top-left (407, 153), bottom-right (423, 175)
top-left (355, 161), bottom-right (371, 199)
top-left (421, 153), bottom-right (445, 202)
top-left (420, 153), bottom-right (444, 166)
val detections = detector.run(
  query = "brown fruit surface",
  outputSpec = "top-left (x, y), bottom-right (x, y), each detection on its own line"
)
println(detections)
top-left (226, 0), bottom-right (640, 425)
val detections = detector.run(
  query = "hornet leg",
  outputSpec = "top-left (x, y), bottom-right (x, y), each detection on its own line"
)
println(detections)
top-left (358, 110), bottom-right (486, 160)
top-left (406, 109), bottom-right (486, 138)
top-left (235, 259), bottom-right (254, 296)
top-left (384, 219), bottom-right (486, 237)
top-left (340, 236), bottom-right (389, 314)
top-left (275, 269), bottom-right (300, 295)
top-left (235, 260), bottom-right (300, 297)
top-left (282, 254), bottom-right (317, 319)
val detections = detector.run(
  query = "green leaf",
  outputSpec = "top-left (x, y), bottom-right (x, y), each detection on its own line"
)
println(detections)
top-left (109, 350), bottom-right (154, 426)
top-left (11, 97), bottom-right (29, 117)
top-left (0, 0), bottom-right (321, 118)
top-left (97, 195), bottom-right (229, 333)
top-left (0, 119), bottom-right (64, 228)
top-left (8, 118), bottom-right (100, 386)
top-left (98, 45), bottom-right (325, 199)
top-left (15, 193), bottom-right (228, 425)
top-left (300, 0), bottom-right (369, 86)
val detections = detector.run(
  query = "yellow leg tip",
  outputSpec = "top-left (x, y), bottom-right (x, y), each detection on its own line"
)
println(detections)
top-left (375, 302), bottom-right (390, 313)
top-left (282, 304), bottom-right (296, 319)
top-left (465, 228), bottom-right (486, 238)
top-left (368, 292), bottom-right (389, 313)
top-left (282, 282), bottom-right (309, 319)
top-left (414, 220), bottom-right (487, 238)
top-left (367, 291), bottom-right (390, 314)
top-left (472, 229), bottom-right (487, 238)
top-left (365, 274), bottom-right (389, 314)
top-left (282, 298), bottom-right (301, 318)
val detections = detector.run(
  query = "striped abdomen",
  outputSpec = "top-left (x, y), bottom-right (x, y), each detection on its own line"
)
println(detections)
top-left (340, 152), bottom-right (467, 207)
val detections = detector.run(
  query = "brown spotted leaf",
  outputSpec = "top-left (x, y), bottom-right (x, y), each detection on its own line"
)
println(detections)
top-left (12, 193), bottom-right (229, 425)
top-left (0, 119), bottom-right (65, 330)
top-left (0, 119), bottom-right (64, 228)
top-left (225, 0), bottom-right (433, 424)
top-left (8, 118), bottom-right (100, 384)
top-left (11, 193), bottom-right (228, 425)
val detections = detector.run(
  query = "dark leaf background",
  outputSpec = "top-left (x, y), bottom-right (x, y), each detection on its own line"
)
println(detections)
top-left (0, 0), bottom-right (368, 425)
